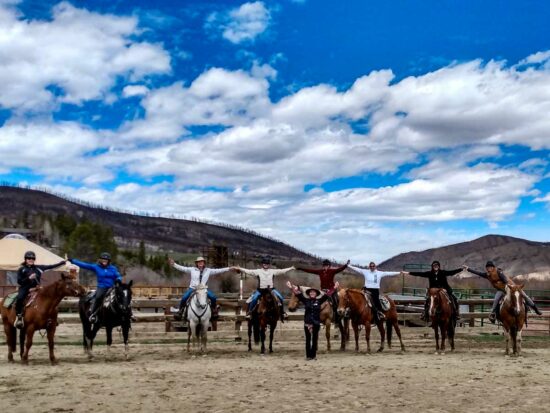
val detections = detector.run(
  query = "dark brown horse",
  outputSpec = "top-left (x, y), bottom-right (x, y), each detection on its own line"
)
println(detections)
top-left (427, 288), bottom-right (455, 354)
top-left (337, 288), bottom-right (405, 353)
top-left (1, 274), bottom-right (86, 364)
top-left (499, 283), bottom-right (526, 357)
top-left (248, 288), bottom-right (279, 354)
top-left (288, 287), bottom-right (347, 351)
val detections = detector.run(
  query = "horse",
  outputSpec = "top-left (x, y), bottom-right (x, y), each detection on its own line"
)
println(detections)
top-left (186, 284), bottom-right (211, 353)
top-left (248, 288), bottom-right (279, 354)
top-left (499, 283), bottom-right (526, 357)
top-left (337, 288), bottom-right (405, 353)
top-left (1, 273), bottom-right (86, 364)
top-left (79, 280), bottom-right (133, 360)
top-left (427, 288), bottom-right (455, 354)
top-left (288, 287), bottom-right (347, 351)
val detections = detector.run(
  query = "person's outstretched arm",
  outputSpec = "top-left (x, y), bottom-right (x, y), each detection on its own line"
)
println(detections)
top-left (69, 258), bottom-right (97, 272)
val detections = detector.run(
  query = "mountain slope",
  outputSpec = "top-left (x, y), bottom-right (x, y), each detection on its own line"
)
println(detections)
top-left (0, 186), bottom-right (315, 262)
top-left (379, 234), bottom-right (550, 276)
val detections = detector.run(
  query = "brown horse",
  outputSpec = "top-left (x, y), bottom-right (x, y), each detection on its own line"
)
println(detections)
top-left (337, 288), bottom-right (405, 353)
top-left (288, 287), bottom-right (348, 351)
top-left (1, 274), bottom-right (86, 364)
top-left (499, 283), bottom-right (526, 357)
top-left (427, 288), bottom-right (455, 354)
top-left (248, 288), bottom-right (279, 354)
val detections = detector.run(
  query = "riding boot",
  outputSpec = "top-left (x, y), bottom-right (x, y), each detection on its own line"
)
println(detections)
top-left (488, 312), bottom-right (496, 324)
top-left (279, 305), bottom-right (286, 323)
top-left (532, 304), bottom-right (543, 316)
top-left (14, 313), bottom-right (24, 329)
top-left (377, 310), bottom-right (386, 321)
top-left (129, 308), bottom-right (137, 322)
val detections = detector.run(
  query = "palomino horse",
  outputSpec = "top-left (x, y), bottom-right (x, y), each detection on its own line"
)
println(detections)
top-left (499, 283), bottom-right (526, 357)
top-left (1, 273), bottom-right (86, 364)
top-left (79, 280), bottom-right (134, 360)
top-left (186, 284), bottom-right (211, 353)
top-left (288, 287), bottom-right (347, 351)
top-left (248, 288), bottom-right (279, 354)
top-left (427, 288), bottom-right (455, 354)
top-left (337, 288), bottom-right (405, 353)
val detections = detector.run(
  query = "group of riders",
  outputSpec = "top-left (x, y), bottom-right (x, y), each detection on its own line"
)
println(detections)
top-left (13, 251), bottom-right (543, 335)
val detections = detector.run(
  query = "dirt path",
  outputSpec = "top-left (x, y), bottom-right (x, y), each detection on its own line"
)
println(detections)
top-left (1, 329), bottom-right (549, 413)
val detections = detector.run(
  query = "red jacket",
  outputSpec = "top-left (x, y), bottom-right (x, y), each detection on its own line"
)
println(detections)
top-left (296, 264), bottom-right (348, 290)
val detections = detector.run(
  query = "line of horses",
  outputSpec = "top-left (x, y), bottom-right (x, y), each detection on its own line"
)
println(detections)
top-left (0, 274), bottom-right (532, 364)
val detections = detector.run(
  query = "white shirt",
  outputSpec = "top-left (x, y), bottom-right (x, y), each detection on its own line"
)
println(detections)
top-left (239, 267), bottom-right (295, 289)
top-left (172, 263), bottom-right (230, 288)
top-left (348, 265), bottom-right (400, 289)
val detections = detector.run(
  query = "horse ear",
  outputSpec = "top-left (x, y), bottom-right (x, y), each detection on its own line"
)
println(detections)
top-left (61, 273), bottom-right (67, 280)
top-left (518, 283), bottom-right (525, 289)
top-left (128, 280), bottom-right (133, 287)
top-left (115, 279), bottom-right (121, 287)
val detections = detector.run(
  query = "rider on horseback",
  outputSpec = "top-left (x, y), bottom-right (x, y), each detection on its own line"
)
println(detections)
top-left (236, 256), bottom-right (295, 322)
top-left (463, 261), bottom-right (542, 323)
top-left (402, 261), bottom-right (462, 323)
top-left (14, 251), bottom-right (66, 328)
top-left (296, 259), bottom-right (349, 320)
top-left (69, 252), bottom-right (127, 324)
top-left (170, 256), bottom-right (236, 321)
top-left (348, 261), bottom-right (400, 322)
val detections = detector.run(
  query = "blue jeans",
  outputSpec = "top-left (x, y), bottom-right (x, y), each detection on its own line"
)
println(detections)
top-left (179, 288), bottom-right (217, 308)
top-left (248, 289), bottom-right (284, 311)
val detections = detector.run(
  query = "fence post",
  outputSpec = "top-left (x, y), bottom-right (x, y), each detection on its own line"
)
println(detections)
top-left (164, 306), bottom-right (171, 333)
top-left (469, 303), bottom-right (475, 327)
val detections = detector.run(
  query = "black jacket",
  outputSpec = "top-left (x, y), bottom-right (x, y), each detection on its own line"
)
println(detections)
top-left (296, 293), bottom-right (329, 326)
top-left (408, 268), bottom-right (462, 290)
top-left (17, 261), bottom-right (66, 288)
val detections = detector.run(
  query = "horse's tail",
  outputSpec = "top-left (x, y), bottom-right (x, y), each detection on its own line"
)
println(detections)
top-left (252, 314), bottom-right (260, 344)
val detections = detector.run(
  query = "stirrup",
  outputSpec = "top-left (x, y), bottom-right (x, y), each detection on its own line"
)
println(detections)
top-left (488, 312), bottom-right (496, 324)
top-left (89, 314), bottom-right (97, 324)
top-left (14, 315), bottom-right (24, 329)
top-left (377, 311), bottom-right (386, 321)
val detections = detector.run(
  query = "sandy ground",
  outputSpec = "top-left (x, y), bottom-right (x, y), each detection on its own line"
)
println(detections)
top-left (1, 325), bottom-right (549, 413)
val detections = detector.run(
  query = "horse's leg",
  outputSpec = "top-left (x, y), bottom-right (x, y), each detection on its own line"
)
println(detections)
top-left (392, 318), bottom-right (406, 352)
top-left (337, 318), bottom-right (346, 351)
top-left (106, 326), bottom-right (113, 356)
top-left (352, 322), bottom-right (359, 352)
top-left (202, 323), bottom-right (208, 353)
top-left (269, 324), bottom-right (275, 353)
top-left (22, 327), bottom-right (35, 365)
top-left (517, 328), bottom-right (523, 356)
top-left (3, 321), bottom-right (15, 362)
top-left (247, 320), bottom-right (253, 352)
top-left (504, 329), bottom-right (510, 356)
top-left (434, 324), bottom-right (440, 354)
top-left (376, 320), bottom-right (385, 353)
top-left (19, 327), bottom-right (25, 359)
top-left (187, 322), bottom-right (192, 353)
top-left (365, 322), bottom-right (372, 354)
top-left (440, 322), bottom-right (447, 355)
top-left (123, 323), bottom-right (130, 360)
top-left (448, 322), bottom-right (455, 352)
top-left (511, 327), bottom-right (518, 356)
top-left (325, 320), bottom-right (331, 352)
top-left (260, 326), bottom-right (266, 354)
top-left (47, 321), bottom-right (58, 365)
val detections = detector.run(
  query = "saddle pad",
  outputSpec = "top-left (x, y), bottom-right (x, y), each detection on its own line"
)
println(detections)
top-left (380, 296), bottom-right (390, 311)
top-left (2, 292), bottom-right (17, 308)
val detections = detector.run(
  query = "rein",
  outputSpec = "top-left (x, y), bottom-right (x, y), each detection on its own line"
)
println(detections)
top-left (189, 293), bottom-right (209, 323)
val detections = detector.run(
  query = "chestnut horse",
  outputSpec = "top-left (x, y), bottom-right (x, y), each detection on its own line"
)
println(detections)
top-left (288, 287), bottom-right (347, 351)
top-left (337, 288), bottom-right (405, 353)
top-left (427, 288), bottom-right (455, 354)
top-left (499, 283), bottom-right (526, 357)
top-left (1, 273), bottom-right (86, 364)
top-left (248, 288), bottom-right (279, 354)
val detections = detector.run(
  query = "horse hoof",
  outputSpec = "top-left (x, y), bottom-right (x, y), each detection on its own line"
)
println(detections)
top-left (377, 348), bottom-right (384, 353)
top-left (434, 351), bottom-right (439, 355)
top-left (50, 359), bottom-right (58, 366)
top-left (440, 352), bottom-right (445, 355)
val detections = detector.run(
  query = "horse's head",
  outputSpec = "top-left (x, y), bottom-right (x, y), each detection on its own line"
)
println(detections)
top-left (427, 288), bottom-right (442, 317)
top-left (59, 273), bottom-right (87, 297)
top-left (337, 288), bottom-right (350, 318)
top-left (257, 288), bottom-right (275, 315)
top-left (194, 284), bottom-right (209, 309)
top-left (114, 279), bottom-right (133, 314)
top-left (505, 283), bottom-right (524, 317)
top-left (287, 288), bottom-right (300, 312)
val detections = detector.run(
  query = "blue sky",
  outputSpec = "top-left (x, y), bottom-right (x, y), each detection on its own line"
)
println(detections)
top-left (0, 0), bottom-right (549, 263)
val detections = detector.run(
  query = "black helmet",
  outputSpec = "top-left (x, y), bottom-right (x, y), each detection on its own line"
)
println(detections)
top-left (24, 251), bottom-right (36, 260)
top-left (261, 256), bottom-right (271, 265)
top-left (322, 259), bottom-right (331, 266)
top-left (99, 252), bottom-right (112, 261)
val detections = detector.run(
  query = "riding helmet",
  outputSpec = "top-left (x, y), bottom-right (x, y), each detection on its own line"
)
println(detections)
top-left (261, 256), bottom-right (271, 265)
top-left (99, 252), bottom-right (112, 261)
top-left (24, 251), bottom-right (36, 260)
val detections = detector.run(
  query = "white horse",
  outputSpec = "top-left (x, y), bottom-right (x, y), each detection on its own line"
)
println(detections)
top-left (186, 284), bottom-right (211, 353)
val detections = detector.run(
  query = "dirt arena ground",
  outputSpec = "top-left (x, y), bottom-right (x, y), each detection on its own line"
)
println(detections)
top-left (1, 324), bottom-right (549, 413)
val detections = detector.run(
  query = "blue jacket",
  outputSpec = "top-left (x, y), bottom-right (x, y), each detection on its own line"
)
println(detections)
top-left (70, 258), bottom-right (122, 288)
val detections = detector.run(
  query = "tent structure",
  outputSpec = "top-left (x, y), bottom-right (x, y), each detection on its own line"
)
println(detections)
top-left (0, 234), bottom-right (75, 273)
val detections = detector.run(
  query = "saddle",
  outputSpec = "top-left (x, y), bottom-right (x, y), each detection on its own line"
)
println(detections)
top-left (363, 291), bottom-right (390, 311)
top-left (2, 288), bottom-right (40, 310)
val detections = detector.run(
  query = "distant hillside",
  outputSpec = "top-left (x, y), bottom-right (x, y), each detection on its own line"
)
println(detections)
top-left (379, 234), bottom-right (550, 277)
top-left (0, 185), bottom-right (317, 263)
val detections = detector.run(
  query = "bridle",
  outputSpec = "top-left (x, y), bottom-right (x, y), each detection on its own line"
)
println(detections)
top-left (190, 288), bottom-right (210, 322)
